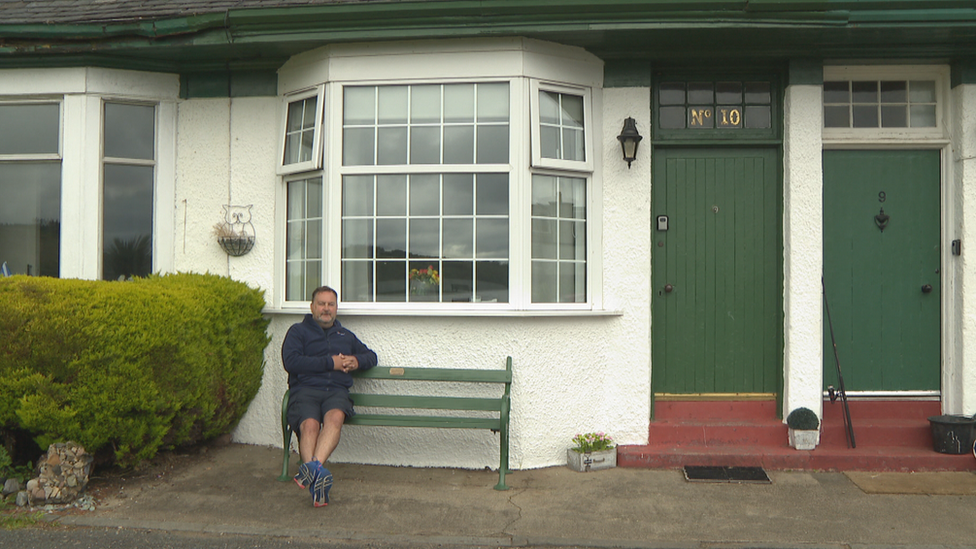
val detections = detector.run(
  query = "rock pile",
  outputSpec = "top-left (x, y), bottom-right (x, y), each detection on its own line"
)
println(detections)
top-left (25, 441), bottom-right (94, 505)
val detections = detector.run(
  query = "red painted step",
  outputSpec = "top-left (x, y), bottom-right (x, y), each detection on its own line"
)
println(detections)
top-left (618, 399), bottom-right (975, 472)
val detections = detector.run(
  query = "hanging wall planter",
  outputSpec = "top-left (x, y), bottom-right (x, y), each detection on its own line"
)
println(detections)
top-left (214, 205), bottom-right (256, 257)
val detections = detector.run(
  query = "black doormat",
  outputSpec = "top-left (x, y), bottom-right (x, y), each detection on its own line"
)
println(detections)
top-left (683, 465), bottom-right (771, 484)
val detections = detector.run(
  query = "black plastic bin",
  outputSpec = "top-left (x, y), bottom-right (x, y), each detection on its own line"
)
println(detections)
top-left (927, 415), bottom-right (976, 454)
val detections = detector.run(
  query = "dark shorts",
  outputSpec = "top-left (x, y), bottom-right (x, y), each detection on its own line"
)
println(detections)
top-left (287, 388), bottom-right (355, 436)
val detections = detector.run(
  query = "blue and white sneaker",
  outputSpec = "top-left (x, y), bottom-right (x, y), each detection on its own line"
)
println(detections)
top-left (311, 465), bottom-right (333, 507)
top-left (294, 460), bottom-right (319, 489)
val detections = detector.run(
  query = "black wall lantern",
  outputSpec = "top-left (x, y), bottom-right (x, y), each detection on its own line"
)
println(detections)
top-left (617, 117), bottom-right (642, 168)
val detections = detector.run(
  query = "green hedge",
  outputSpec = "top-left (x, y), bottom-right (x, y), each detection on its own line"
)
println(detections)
top-left (0, 273), bottom-right (270, 467)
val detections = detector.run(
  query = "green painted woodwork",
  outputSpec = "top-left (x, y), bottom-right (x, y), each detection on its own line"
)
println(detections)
top-left (822, 150), bottom-right (941, 392)
top-left (652, 148), bottom-right (783, 395)
top-left (4, 1), bottom-right (976, 77)
top-left (279, 357), bottom-right (513, 490)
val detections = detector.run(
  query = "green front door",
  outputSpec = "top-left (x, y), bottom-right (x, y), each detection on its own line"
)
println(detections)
top-left (652, 147), bottom-right (782, 395)
top-left (822, 150), bottom-right (941, 392)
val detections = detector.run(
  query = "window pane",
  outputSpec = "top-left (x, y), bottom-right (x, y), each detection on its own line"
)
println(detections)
top-left (477, 83), bottom-right (509, 122)
top-left (410, 126), bottom-right (440, 164)
top-left (880, 81), bottom-right (907, 103)
top-left (104, 103), bottom-right (154, 160)
top-left (910, 81), bottom-right (936, 103)
top-left (910, 105), bottom-right (937, 128)
top-left (102, 163), bottom-right (153, 280)
top-left (344, 87), bottom-right (376, 125)
top-left (539, 91), bottom-right (560, 125)
top-left (477, 125), bottom-right (508, 164)
top-left (342, 260), bottom-right (373, 302)
top-left (476, 218), bottom-right (508, 259)
top-left (822, 81), bottom-right (849, 104)
top-left (343, 175), bottom-right (374, 216)
top-left (531, 261), bottom-right (557, 302)
top-left (378, 86), bottom-right (408, 124)
top-left (824, 105), bottom-right (850, 128)
top-left (852, 81), bottom-right (878, 103)
top-left (376, 174), bottom-right (406, 216)
top-left (688, 82), bottom-right (713, 104)
top-left (444, 84), bottom-right (475, 123)
top-left (0, 104), bottom-right (59, 155)
top-left (659, 106), bottom-right (685, 129)
top-left (409, 174), bottom-right (440, 216)
top-left (376, 218), bottom-right (406, 258)
top-left (659, 82), bottom-right (685, 105)
top-left (744, 82), bottom-right (770, 104)
top-left (562, 127), bottom-right (584, 161)
top-left (476, 173), bottom-right (508, 215)
top-left (540, 126), bottom-right (560, 159)
top-left (442, 261), bottom-right (473, 302)
top-left (376, 260), bottom-right (405, 302)
top-left (476, 260), bottom-right (508, 302)
top-left (559, 262), bottom-right (585, 303)
top-left (532, 219), bottom-right (556, 259)
top-left (881, 105), bottom-right (907, 128)
top-left (409, 219), bottom-right (439, 259)
top-left (376, 127), bottom-right (407, 165)
top-left (852, 105), bottom-right (879, 128)
top-left (343, 128), bottom-right (375, 166)
top-left (342, 218), bottom-right (373, 259)
top-left (0, 162), bottom-right (61, 277)
top-left (443, 173), bottom-right (473, 215)
top-left (532, 174), bottom-right (556, 217)
top-left (715, 82), bottom-right (742, 104)
top-left (443, 218), bottom-right (473, 258)
top-left (443, 126), bottom-right (474, 164)
top-left (744, 106), bottom-right (771, 129)
top-left (411, 85), bottom-right (441, 124)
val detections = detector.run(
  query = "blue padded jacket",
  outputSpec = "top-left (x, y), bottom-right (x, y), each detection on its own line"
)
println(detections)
top-left (281, 315), bottom-right (378, 393)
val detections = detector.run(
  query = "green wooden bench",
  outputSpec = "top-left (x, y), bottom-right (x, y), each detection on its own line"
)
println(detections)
top-left (278, 356), bottom-right (513, 490)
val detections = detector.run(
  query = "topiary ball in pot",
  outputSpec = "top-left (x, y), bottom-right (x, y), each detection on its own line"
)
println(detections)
top-left (787, 407), bottom-right (820, 430)
top-left (787, 407), bottom-right (820, 450)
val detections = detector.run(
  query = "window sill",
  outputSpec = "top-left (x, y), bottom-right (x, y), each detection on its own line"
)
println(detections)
top-left (263, 306), bottom-right (623, 318)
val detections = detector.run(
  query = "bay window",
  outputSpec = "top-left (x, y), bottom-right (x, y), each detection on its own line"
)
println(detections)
top-left (277, 42), bottom-right (602, 310)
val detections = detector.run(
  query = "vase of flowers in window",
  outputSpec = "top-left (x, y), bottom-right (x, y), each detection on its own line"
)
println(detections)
top-left (567, 432), bottom-right (616, 472)
top-left (409, 265), bottom-right (440, 298)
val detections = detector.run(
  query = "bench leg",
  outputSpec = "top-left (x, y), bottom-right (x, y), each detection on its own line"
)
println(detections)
top-left (278, 391), bottom-right (293, 482)
top-left (494, 426), bottom-right (510, 491)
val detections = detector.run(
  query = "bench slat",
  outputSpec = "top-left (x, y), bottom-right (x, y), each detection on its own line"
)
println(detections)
top-left (353, 366), bottom-right (511, 384)
top-left (346, 414), bottom-right (502, 430)
top-left (350, 393), bottom-right (504, 411)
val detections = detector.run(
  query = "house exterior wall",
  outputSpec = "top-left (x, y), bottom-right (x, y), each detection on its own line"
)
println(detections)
top-left (229, 84), bottom-right (654, 470)
top-left (950, 83), bottom-right (976, 416)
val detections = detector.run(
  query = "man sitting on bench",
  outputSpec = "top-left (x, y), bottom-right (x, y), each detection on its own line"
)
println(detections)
top-left (282, 285), bottom-right (377, 507)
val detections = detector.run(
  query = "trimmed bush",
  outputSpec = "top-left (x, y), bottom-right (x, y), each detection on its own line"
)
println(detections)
top-left (0, 273), bottom-right (270, 467)
top-left (786, 407), bottom-right (820, 430)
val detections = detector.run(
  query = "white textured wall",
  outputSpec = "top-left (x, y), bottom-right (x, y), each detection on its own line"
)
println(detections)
top-left (950, 83), bottom-right (976, 416)
top-left (782, 85), bottom-right (824, 419)
top-left (231, 86), bottom-right (654, 470)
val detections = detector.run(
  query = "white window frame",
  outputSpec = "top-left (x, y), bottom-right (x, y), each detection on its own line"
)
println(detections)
top-left (277, 85), bottom-right (325, 175)
top-left (822, 65), bottom-right (950, 144)
top-left (529, 80), bottom-right (594, 172)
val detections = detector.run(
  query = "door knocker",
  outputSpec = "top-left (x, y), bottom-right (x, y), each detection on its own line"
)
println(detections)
top-left (875, 191), bottom-right (889, 233)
